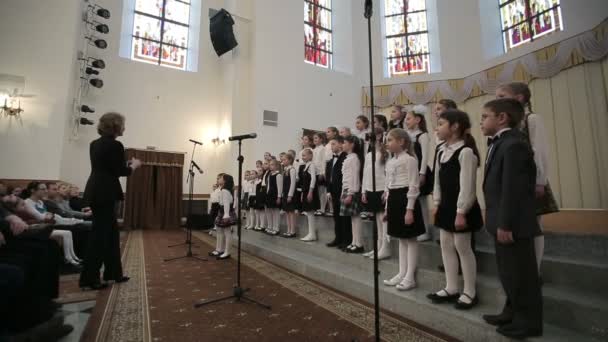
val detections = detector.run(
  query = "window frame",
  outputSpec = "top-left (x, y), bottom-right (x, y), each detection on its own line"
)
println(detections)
top-left (383, 0), bottom-right (431, 77)
top-left (304, 0), bottom-right (333, 69)
top-left (131, 0), bottom-right (191, 69)
top-left (499, 0), bottom-right (563, 51)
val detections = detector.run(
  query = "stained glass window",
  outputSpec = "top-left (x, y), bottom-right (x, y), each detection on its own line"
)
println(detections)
top-left (304, 0), bottom-right (333, 69)
top-left (384, 0), bottom-right (430, 76)
top-left (499, 0), bottom-right (562, 51)
top-left (132, 0), bottom-right (190, 70)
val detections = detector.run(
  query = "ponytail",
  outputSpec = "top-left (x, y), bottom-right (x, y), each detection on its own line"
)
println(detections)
top-left (463, 132), bottom-right (481, 167)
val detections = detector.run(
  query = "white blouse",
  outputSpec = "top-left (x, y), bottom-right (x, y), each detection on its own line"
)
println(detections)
top-left (210, 188), bottom-right (220, 203)
top-left (284, 166), bottom-right (297, 197)
top-left (524, 112), bottom-right (550, 186)
top-left (407, 129), bottom-right (430, 175)
top-left (362, 150), bottom-right (386, 192)
top-left (219, 189), bottom-right (233, 218)
top-left (385, 151), bottom-right (420, 210)
top-left (324, 143), bottom-right (333, 162)
top-left (432, 140), bottom-right (478, 214)
top-left (313, 145), bottom-right (327, 177)
top-left (341, 153), bottom-right (361, 195)
top-left (248, 180), bottom-right (257, 197)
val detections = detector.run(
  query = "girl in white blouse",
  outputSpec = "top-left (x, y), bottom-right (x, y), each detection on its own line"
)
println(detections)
top-left (427, 110), bottom-right (483, 310)
top-left (246, 170), bottom-right (258, 229)
top-left (213, 174), bottom-right (236, 260)
top-left (406, 104), bottom-right (433, 242)
top-left (313, 132), bottom-right (329, 217)
top-left (265, 159), bottom-right (283, 235)
top-left (340, 135), bottom-right (365, 253)
top-left (361, 127), bottom-right (390, 260)
top-left (281, 154), bottom-right (298, 237)
top-left (298, 148), bottom-right (320, 241)
top-left (383, 128), bottom-right (425, 291)
top-left (496, 82), bottom-right (558, 273)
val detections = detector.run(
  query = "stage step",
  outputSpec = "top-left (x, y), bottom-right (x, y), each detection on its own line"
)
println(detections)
top-left (220, 214), bottom-right (607, 341)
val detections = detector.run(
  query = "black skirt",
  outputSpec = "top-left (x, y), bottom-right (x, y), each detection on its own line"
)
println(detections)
top-left (298, 189), bottom-right (320, 212)
top-left (435, 201), bottom-right (483, 233)
top-left (209, 202), bottom-right (220, 219)
top-left (364, 191), bottom-right (384, 212)
top-left (248, 196), bottom-right (256, 209)
top-left (266, 193), bottom-right (281, 208)
top-left (254, 186), bottom-right (267, 210)
top-left (387, 187), bottom-right (425, 239)
top-left (281, 194), bottom-right (297, 212)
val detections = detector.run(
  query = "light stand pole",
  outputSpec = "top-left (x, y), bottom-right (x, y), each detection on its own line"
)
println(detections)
top-left (365, 1), bottom-right (381, 341)
top-left (194, 137), bottom-right (271, 310)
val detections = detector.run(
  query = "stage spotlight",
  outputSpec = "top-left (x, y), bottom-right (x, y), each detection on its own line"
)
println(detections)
top-left (88, 78), bottom-right (103, 88)
top-left (85, 21), bottom-right (109, 34)
top-left (80, 105), bottom-right (95, 113)
top-left (78, 57), bottom-right (106, 69)
top-left (89, 5), bottom-right (111, 19)
top-left (86, 37), bottom-right (107, 49)
top-left (85, 67), bottom-right (99, 75)
top-left (79, 118), bottom-right (95, 125)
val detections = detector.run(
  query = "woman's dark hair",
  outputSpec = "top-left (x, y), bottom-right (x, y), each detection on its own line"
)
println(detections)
top-left (438, 99), bottom-right (458, 110)
top-left (439, 110), bottom-right (481, 167)
top-left (356, 115), bottom-right (370, 129)
top-left (344, 135), bottom-right (365, 180)
top-left (24, 181), bottom-right (43, 199)
top-left (374, 114), bottom-right (388, 131)
top-left (222, 174), bottom-right (235, 194)
top-left (301, 134), bottom-right (314, 148)
top-left (97, 112), bottom-right (125, 137)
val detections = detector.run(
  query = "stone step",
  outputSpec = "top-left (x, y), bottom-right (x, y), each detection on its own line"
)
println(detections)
top-left (237, 227), bottom-right (608, 339)
top-left (218, 229), bottom-right (603, 342)
top-left (263, 214), bottom-right (608, 299)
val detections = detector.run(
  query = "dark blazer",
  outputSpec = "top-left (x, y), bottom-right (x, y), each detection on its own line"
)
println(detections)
top-left (325, 152), bottom-right (347, 196)
top-left (84, 135), bottom-right (132, 205)
top-left (483, 129), bottom-right (540, 238)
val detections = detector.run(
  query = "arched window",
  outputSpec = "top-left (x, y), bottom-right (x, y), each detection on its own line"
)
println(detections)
top-left (383, 0), bottom-right (430, 77)
top-left (500, 0), bottom-right (563, 51)
top-left (131, 0), bottom-right (191, 70)
top-left (304, 0), bottom-right (333, 69)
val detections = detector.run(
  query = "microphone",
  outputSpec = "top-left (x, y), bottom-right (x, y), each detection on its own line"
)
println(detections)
top-left (364, 0), bottom-right (373, 18)
top-left (189, 139), bottom-right (203, 145)
top-left (228, 133), bottom-right (257, 141)
top-left (191, 160), bottom-right (203, 174)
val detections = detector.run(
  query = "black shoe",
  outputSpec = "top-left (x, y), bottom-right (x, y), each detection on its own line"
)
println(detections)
top-left (454, 293), bottom-right (478, 310)
top-left (45, 323), bottom-right (75, 341)
top-left (217, 254), bottom-right (231, 260)
top-left (79, 282), bottom-right (109, 291)
top-left (346, 246), bottom-right (364, 254)
top-left (496, 324), bottom-right (542, 339)
top-left (482, 312), bottom-right (513, 326)
top-left (326, 240), bottom-right (340, 247)
top-left (427, 289), bottom-right (459, 303)
top-left (115, 276), bottom-right (130, 283)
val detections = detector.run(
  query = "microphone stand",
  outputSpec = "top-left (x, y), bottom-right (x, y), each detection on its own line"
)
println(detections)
top-left (194, 137), bottom-right (271, 310)
top-left (164, 141), bottom-right (207, 262)
top-left (365, 1), bottom-right (381, 341)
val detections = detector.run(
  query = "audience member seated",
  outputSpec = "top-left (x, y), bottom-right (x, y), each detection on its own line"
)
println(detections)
top-left (45, 182), bottom-right (92, 220)
top-left (68, 185), bottom-right (89, 213)
top-left (0, 182), bottom-right (6, 197)
top-left (2, 193), bottom-right (83, 269)
top-left (0, 202), bottom-right (73, 339)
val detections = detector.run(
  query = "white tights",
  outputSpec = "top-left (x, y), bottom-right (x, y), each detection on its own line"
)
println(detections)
top-left (215, 227), bottom-right (232, 257)
top-left (439, 230), bottom-right (477, 300)
top-left (396, 238), bottom-right (419, 282)
top-left (50, 230), bottom-right (81, 264)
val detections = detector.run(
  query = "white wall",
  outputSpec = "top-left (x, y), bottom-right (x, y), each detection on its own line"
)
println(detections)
top-left (374, 0), bottom-right (608, 84)
top-left (58, 0), bottom-right (235, 194)
top-left (0, 0), bottom-right (81, 180)
top-left (248, 0), bottom-right (368, 163)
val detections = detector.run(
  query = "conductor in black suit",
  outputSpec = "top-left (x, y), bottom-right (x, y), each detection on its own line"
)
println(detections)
top-left (79, 112), bottom-right (141, 290)
top-left (325, 136), bottom-right (351, 248)
top-left (480, 99), bottom-right (543, 339)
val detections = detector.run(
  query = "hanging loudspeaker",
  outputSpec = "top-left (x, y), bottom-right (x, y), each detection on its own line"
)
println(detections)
top-left (210, 8), bottom-right (238, 57)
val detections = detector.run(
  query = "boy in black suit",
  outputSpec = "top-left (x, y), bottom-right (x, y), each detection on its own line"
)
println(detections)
top-left (325, 136), bottom-right (352, 248)
top-left (480, 98), bottom-right (543, 339)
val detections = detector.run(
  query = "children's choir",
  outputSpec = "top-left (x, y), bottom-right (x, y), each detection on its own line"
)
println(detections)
top-left (207, 83), bottom-right (547, 339)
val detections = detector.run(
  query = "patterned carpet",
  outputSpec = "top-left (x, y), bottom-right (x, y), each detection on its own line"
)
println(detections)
top-left (81, 230), bottom-right (456, 342)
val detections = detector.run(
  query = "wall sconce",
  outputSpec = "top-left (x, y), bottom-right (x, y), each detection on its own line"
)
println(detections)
top-left (1, 97), bottom-right (23, 117)
top-left (212, 137), bottom-right (226, 146)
